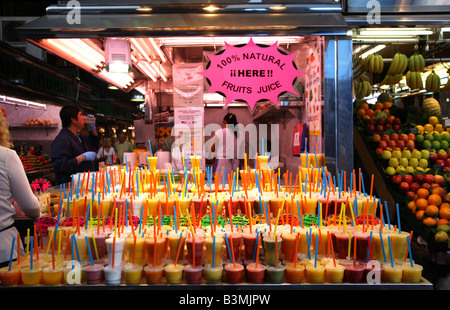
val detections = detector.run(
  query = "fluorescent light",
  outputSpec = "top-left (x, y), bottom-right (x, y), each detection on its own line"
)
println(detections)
top-left (357, 28), bottom-right (434, 37)
top-left (130, 38), bottom-right (152, 63)
top-left (148, 38), bottom-right (166, 63)
top-left (0, 95), bottom-right (47, 109)
top-left (360, 44), bottom-right (386, 59)
top-left (203, 5), bottom-right (220, 12)
top-left (136, 61), bottom-right (157, 82)
top-left (159, 36), bottom-right (301, 46)
top-left (151, 62), bottom-right (167, 82)
top-left (269, 5), bottom-right (286, 10)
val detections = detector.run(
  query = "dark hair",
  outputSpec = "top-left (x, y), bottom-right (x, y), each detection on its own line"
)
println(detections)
top-left (224, 113), bottom-right (238, 138)
top-left (60, 105), bottom-right (81, 128)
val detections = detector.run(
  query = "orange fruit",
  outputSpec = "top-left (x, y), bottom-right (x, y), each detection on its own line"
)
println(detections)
top-left (383, 102), bottom-right (392, 109)
top-left (428, 194), bottom-right (442, 207)
top-left (439, 207), bottom-right (450, 220)
top-left (416, 210), bottom-right (425, 221)
top-left (375, 102), bottom-right (384, 110)
top-left (366, 109), bottom-right (374, 117)
top-left (415, 198), bottom-right (428, 211)
top-left (431, 187), bottom-right (446, 199)
top-left (425, 204), bottom-right (439, 217)
top-left (357, 108), bottom-right (366, 117)
top-left (441, 202), bottom-right (450, 209)
top-left (407, 201), bottom-right (416, 211)
top-left (361, 103), bottom-right (369, 110)
top-left (416, 188), bottom-right (430, 199)
top-left (423, 217), bottom-right (437, 227)
top-left (437, 218), bottom-right (449, 226)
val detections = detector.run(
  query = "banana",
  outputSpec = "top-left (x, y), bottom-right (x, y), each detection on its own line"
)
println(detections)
top-left (441, 70), bottom-right (450, 92)
top-left (410, 70), bottom-right (417, 89)
top-left (400, 54), bottom-right (408, 74)
top-left (408, 56), bottom-right (416, 72)
top-left (377, 54), bottom-right (384, 73)
top-left (415, 72), bottom-right (423, 89)
top-left (414, 54), bottom-right (420, 73)
top-left (395, 53), bottom-right (404, 75)
top-left (388, 53), bottom-right (400, 75)
top-left (380, 74), bottom-right (390, 86)
top-left (356, 82), bottom-right (363, 99)
top-left (426, 72), bottom-right (433, 91)
top-left (364, 54), bottom-right (371, 71)
top-left (406, 70), bottom-right (412, 88)
top-left (365, 81), bottom-right (372, 97)
top-left (369, 54), bottom-right (375, 72)
top-left (418, 54), bottom-right (425, 72)
top-left (426, 71), bottom-right (441, 92)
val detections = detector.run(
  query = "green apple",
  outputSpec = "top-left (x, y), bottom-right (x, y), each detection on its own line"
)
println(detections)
top-left (396, 166), bottom-right (406, 173)
top-left (409, 158), bottom-right (419, 168)
top-left (431, 140), bottom-right (441, 151)
top-left (422, 140), bottom-right (432, 149)
top-left (411, 150), bottom-right (422, 159)
top-left (391, 150), bottom-right (402, 159)
top-left (381, 150), bottom-right (392, 160)
top-left (401, 149), bottom-right (411, 160)
top-left (389, 158), bottom-right (399, 168)
top-left (386, 166), bottom-right (396, 176)
top-left (405, 166), bottom-right (415, 174)
top-left (418, 158), bottom-right (428, 169)
top-left (399, 157), bottom-right (409, 167)
top-left (440, 140), bottom-right (449, 150)
top-left (420, 149), bottom-right (430, 159)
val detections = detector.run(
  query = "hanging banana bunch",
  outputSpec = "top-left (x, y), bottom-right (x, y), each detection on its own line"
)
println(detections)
top-left (381, 52), bottom-right (408, 85)
top-left (364, 53), bottom-right (384, 74)
top-left (408, 53), bottom-right (426, 72)
top-left (425, 70), bottom-right (441, 92)
top-left (406, 71), bottom-right (423, 90)
top-left (441, 69), bottom-right (450, 92)
top-left (356, 79), bottom-right (372, 99)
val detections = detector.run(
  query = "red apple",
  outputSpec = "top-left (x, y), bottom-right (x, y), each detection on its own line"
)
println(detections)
top-left (431, 183), bottom-right (441, 189)
top-left (410, 182), bottom-right (421, 193)
top-left (406, 191), bottom-right (416, 199)
top-left (445, 158), bottom-right (450, 167)
top-left (434, 175), bottom-right (445, 185)
top-left (375, 125), bottom-right (384, 133)
top-left (413, 174), bottom-right (424, 184)
top-left (381, 135), bottom-right (390, 142)
top-left (444, 166), bottom-right (450, 173)
top-left (396, 141), bottom-right (405, 149)
top-left (438, 150), bottom-right (448, 161)
top-left (390, 133), bottom-right (399, 142)
top-left (391, 175), bottom-right (403, 185)
top-left (393, 124), bottom-right (401, 131)
top-left (388, 140), bottom-right (397, 149)
top-left (376, 118), bottom-right (386, 126)
top-left (421, 182), bottom-right (432, 190)
top-left (424, 174), bottom-right (435, 184)
top-left (406, 140), bottom-right (415, 149)
top-left (400, 134), bottom-right (409, 143)
top-left (402, 174), bottom-right (414, 184)
top-left (384, 124), bottom-right (392, 131)
top-left (399, 182), bottom-right (410, 192)
top-left (429, 152), bottom-right (438, 161)
top-left (393, 118), bottom-right (401, 125)
top-left (379, 141), bottom-right (387, 149)
top-left (375, 148), bottom-right (384, 155)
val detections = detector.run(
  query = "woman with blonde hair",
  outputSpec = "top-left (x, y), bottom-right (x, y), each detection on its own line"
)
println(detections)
top-left (97, 136), bottom-right (116, 165)
top-left (0, 111), bottom-right (41, 268)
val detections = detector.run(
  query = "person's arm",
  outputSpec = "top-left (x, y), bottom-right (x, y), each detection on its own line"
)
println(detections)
top-left (7, 151), bottom-right (41, 220)
top-left (51, 136), bottom-right (90, 175)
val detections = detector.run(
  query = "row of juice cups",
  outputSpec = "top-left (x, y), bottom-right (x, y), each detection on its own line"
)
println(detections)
top-left (52, 189), bottom-right (378, 225)
top-left (0, 256), bottom-right (422, 286)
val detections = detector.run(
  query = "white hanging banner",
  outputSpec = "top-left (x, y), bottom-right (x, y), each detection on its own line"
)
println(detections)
top-left (173, 63), bottom-right (204, 107)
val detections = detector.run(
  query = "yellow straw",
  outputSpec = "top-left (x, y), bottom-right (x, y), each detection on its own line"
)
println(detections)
top-left (185, 208), bottom-right (195, 237)
top-left (343, 204), bottom-right (347, 234)
top-left (349, 201), bottom-right (356, 228)
top-left (26, 228), bottom-right (30, 255)
top-left (91, 232), bottom-right (99, 260)
top-left (57, 230), bottom-right (62, 263)
top-left (46, 229), bottom-right (55, 257)
top-left (337, 206), bottom-right (344, 230)
top-left (244, 153), bottom-right (247, 171)
top-left (114, 208), bottom-right (118, 238)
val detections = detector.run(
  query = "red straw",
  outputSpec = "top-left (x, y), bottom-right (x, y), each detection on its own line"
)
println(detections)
top-left (367, 236), bottom-right (373, 261)
top-left (255, 236), bottom-right (260, 268)
top-left (229, 235), bottom-right (236, 268)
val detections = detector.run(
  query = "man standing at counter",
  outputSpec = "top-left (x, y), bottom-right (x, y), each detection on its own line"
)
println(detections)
top-left (50, 105), bottom-right (100, 185)
top-left (114, 132), bottom-right (134, 164)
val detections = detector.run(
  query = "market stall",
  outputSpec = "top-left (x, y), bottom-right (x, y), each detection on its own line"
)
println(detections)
top-left (0, 0), bottom-right (447, 289)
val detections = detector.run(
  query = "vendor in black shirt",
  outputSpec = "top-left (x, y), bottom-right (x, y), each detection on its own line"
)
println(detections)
top-left (51, 105), bottom-right (100, 185)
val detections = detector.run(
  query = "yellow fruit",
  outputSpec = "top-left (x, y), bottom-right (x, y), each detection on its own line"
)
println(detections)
top-left (424, 124), bottom-right (434, 133)
top-left (428, 116), bottom-right (439, 126)
top-left (416, 125), bottom-right (424, 134)
top-left (435, 124), bottom-right (443, 133)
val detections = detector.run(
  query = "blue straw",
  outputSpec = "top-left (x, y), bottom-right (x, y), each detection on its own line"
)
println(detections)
top-left (252, 229), bottom-right (259, 261)
top-left (296, 200), bottom-right (303, 227)
top-left (387, 236), bottom-right (394, 268)
top-left (30, 236), bottom-right (33, 270)
top-left (148, 140), bottom-right (153, 157)
top-left (224, 232), bottom-right (234, 264)
top-left (255, 171), bottom-right (261, 194)
top-left (407, 235), bottom-right (414, 267)
top-left (139, 205), bottom-right (144, 234)
top-left (314, 232), bottom-right (319, 268)
top-left (306, 230), bottom-right (311, 260)
top-left (54, 200), bottom-right (63, 244)
top-left (264, 201), bottom-right (269, 225)
top-left (173, 205), bottom-right (177, 234)
top-left (360, 171), bottom-right (366, 197)
top-left (8, 236), bottom-right (15, 271)
top-left (396, 203), bottom-right (401, 233)
top-left (85, 236), bottom-right (94, 266)
top-left (72, 234), bottom-right (80, 261)
top-left (384, 201), bottom-right (391, 230)
top-left (379, 229), bottom-right (387, 262)
top-left (212, 235), bottom-right (216, 268)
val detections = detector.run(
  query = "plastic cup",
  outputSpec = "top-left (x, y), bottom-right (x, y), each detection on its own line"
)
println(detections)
top-left (168, 231), bottom-right (186, 262)
top-left (344, 264), bottom-right (365, 283)
top-left (305, 264), bottom-right (325, 283)
top-left (123, 263), bottom-right (143, 284)
top-left (184, 264), bottom-right (203, 284)
top-left (126, 236), bottom-right (145, 266)
top-left (242, 232), bottom-right (257, 261)
top-left (144, 264), bottom-right (164, 284)
top-left (285, 263), bottom-right (305, 283)
top-left (0, 267), bottom-right (21, 286)
top-left (204, 264), bottom-right (223, 284)
top-left (401, 263), bottom-right (423, 283)
top-left (164, 264), bottom-right (184, 284)
top-left (83, 264), bottom-right (103, 285)
top-left (263, 234), bottom-right (282, 267)
top-left (147, 157), bottom-right (158, 172)
top-left (335, 232), bottom-right (352, 260)
top-left (145, 236), bottom-right (167, 267)
top-left (205, 235), bottom-right (224, 266)
top-left (89, 233), bottom-right (108, 260)
top-left (382, 264), bottom-right (403, 283)
top-left (246, 263), bottom-right (266, 284)
top-left (371, 233), bottom-right (390, 262)
top-left (324, 262), bottom-right (345, 283)
top-left (106, 237), bottom-right (125, 268)
top-left (224, 263), bottom-right (244, 284)
top-left (103, 265), bottom-right (122, 285)
top-left (185, 235), bottom-right (204, 267)
top-left (21, 267), bottom-right (42, 286)
top-left (390, 232), bottom-right (409, 261)
top-left (223, 199), bottom-right (240, 217)
top-left (281, 232), bottom-right (299, 263)
top-left (74, 234), bottom-right (88, 262)
top-left (269, 197), bottom-right (284, 219)
top-left (41, 266), bottom-right (63, 285)
top-left (258, 155), bottom-right (269, 170)
top-left (354, 232), bottom-right (370, 263)
top-left (265, 265), bottom-right (285, 283)
top-left (364, 260), bottom-right (384, 284)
